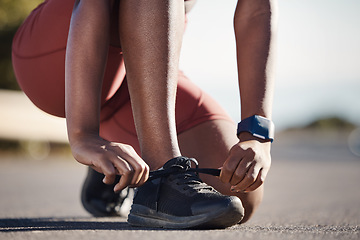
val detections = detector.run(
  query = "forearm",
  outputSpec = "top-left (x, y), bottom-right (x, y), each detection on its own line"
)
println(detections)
top-left (234, 0), bottom-right (277, 120)
top-left (65, 0), bottom-right (111, 143)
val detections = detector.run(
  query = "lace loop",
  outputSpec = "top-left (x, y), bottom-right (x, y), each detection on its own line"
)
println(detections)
top-left (148, 161), bottom-right (220, 182)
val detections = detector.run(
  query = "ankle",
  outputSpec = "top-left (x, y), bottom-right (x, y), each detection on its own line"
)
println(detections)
top-left (142, 152), bottom-right (182, 170)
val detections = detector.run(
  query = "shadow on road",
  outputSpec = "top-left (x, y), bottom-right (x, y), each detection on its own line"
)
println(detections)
top-left (0, 217), bottom-right (142, 232)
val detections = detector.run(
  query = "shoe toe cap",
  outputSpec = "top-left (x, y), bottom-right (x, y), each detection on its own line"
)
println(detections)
top-left (191, 196), bottom-right (244, 216)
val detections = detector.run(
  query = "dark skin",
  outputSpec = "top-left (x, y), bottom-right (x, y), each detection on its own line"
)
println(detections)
top-left (65, 0), bottom-right (277, 222)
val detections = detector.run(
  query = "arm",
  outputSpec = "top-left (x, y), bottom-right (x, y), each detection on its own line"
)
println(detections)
top-left (235, 0), bottom-right (276, 120)
top-left (220, 0), bottom-right (277, 192)
top-left (65, 0), bottom-right (149, 191)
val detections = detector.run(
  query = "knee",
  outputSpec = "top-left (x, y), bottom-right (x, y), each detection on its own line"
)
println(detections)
top-left (239, 187), bottom-right (264, 223)
top-left (240, 199), bottom-right (262, 223)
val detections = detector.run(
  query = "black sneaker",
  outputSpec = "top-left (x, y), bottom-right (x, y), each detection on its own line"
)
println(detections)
top-left (81, 167), bottom-right (134, 217)
top-left (127, 156), bottom-right (244, 229)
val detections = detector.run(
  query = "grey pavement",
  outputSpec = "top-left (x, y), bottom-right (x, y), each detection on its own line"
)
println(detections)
top-left (0, 131), bottom-right (360, 239)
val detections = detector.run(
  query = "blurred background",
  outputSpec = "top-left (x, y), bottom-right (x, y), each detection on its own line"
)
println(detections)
top-left (0, 0), bottom-right (359, 231)
top-left (0, 0), bottom-right (359, 159)
top-left (181, 0), bottom-right (360, 129)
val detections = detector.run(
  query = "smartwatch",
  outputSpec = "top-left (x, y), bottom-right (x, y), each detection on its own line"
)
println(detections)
top-left (237, 115), bottom-right (275, 142)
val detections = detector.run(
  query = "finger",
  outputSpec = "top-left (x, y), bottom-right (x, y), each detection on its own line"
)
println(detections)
top-left (133, 164), bottom-right (150, 187)
top-left (92, 155), bottom-right (117, 185)
top-left (111, 156), bottom-right (134, 192)
top-left (129, 164), bottom-right (149, 187)
top-left (244, 174), bottom-right (263, 192)
top-left (229, 160), bottom-right (253, 186)
top-left (229, 147), bottom-right (257, 191)
top-left (114, 171), bottom-right (133, 192)
top-left (111, 144), bottom-right (149, 186)
top-left (245, 168), bottom-right (268, 192)
top-left (231, 164), bottom-right (260, 192)
top-left (220, 148), bottom-right (242, 183)
top-left (125, 157), bottom-right (147, 186)
top-left (113, 158), bottom-right (135, 192)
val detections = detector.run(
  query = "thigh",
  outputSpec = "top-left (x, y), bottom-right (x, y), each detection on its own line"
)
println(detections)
top-left (99, 71), bottom-right (231, 154)
top-left (12, 0), bottom-right (75, 117)
top-left (12, 0), bottom-right (125, 117)
top-left (175, 71), bottom-right (233, 133)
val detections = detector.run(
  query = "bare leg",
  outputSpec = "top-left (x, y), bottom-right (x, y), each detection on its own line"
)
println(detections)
top-left (117, 0), bottom-right (185, 169)
top-left (178, 119), bottom-right (263, 223)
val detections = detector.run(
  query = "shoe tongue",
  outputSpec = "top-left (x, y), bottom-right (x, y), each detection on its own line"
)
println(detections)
top-left (163, 156), bottom-right (191, 170)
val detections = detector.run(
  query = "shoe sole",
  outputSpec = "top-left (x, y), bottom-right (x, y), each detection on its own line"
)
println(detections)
top-left (127, 197), bottom-right (244, 229)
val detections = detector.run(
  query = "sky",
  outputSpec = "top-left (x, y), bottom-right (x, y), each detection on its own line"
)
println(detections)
top-left (179, 0), bottom-right (360, 131)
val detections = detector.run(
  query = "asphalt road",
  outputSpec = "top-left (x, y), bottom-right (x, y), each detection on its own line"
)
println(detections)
top-left (0, 131), bottom-right (359, 240)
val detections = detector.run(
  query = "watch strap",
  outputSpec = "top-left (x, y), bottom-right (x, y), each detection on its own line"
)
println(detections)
top-left (237, 115), bottom-right (275, 142)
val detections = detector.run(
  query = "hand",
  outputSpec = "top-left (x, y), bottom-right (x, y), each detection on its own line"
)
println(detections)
top-left (70, 134), bottom-right (149, 192)
top-left (220, 132), bottom-right (271, 193)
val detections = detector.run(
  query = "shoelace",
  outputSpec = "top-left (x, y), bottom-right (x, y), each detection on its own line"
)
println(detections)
top-left (148, 158), bottom-right (221, 181)
top-left (146, 158), bottom-right (221, 211)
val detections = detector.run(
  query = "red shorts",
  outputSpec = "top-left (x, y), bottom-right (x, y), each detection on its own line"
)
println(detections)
top-left (12, 0), bottom-right (232, 153)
